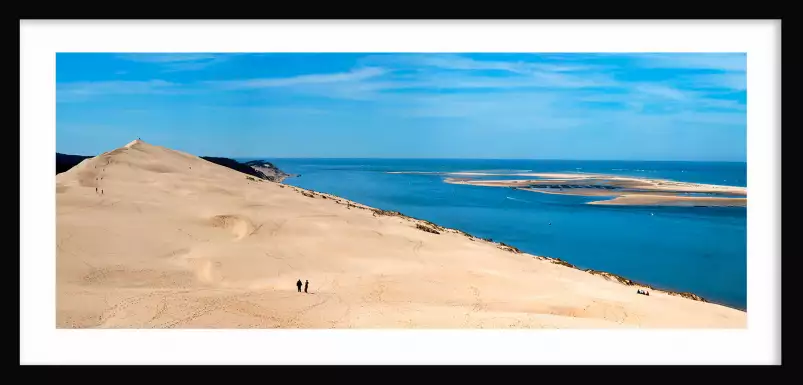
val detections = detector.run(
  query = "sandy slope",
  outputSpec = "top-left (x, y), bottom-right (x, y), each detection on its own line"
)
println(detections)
top-left (56, 140), bottom-right (746, 328)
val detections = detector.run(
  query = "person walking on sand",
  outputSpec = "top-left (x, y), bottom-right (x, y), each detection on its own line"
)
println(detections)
top-left (304, 280), bottom-right (309, 293)
top-left (296, 279), bottom-right (302, 292)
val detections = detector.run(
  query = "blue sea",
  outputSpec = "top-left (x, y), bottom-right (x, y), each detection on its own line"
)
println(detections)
top-left (239, 159), bottom-right (747, 310)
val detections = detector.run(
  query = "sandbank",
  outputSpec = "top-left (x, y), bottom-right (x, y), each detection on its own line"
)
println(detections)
top-left (588, 194), bottom-right (747, 207)
top-left (442, 172), bottom-right (746, 207)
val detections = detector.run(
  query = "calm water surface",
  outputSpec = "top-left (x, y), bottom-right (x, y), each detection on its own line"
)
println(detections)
top-left (239, 159), bottom-right (747, 310)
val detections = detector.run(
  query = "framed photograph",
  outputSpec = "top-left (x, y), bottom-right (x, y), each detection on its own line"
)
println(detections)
top-left (21, 19), bottom-right (781, 365)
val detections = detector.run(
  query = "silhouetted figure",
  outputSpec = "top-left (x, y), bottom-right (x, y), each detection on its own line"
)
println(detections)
top-left (95, 187), bottom-right (98, 193)
top-left (296, 279), bottom-right (302, 292)
top-left (304, 280), bottom-right (309, 293)
top-left (101, 189), bottom-right (104, 195)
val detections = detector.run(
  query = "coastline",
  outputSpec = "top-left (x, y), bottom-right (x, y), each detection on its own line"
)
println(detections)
top-left (282, 182), bottom-right (741, 310)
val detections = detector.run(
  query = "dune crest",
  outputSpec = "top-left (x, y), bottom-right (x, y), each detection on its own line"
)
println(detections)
top-left (124, 139), bottom-right (143, 148)
top-left (56, 140), bottom-right (747, 328)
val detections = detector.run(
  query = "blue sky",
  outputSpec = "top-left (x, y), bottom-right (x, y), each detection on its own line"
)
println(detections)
top-left (56, 53), bottom-right (746, 161)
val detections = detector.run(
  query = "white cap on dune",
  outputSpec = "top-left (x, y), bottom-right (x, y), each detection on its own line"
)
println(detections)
top-left (124, 139), bottom-right (144, 148)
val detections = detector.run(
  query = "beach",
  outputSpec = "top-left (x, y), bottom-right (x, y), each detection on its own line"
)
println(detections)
top-left (56, 140), bottom-right (747, 328)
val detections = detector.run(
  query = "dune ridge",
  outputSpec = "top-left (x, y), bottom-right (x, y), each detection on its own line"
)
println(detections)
top-left (56, 140), bottom-right (746, 328)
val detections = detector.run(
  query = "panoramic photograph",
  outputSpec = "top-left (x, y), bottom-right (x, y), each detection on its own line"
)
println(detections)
top-left (55, 52), bottom-right (747, 329)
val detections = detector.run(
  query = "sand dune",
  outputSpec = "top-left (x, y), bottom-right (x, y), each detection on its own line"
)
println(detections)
top-left (56, 140), bottom-right (746, 328)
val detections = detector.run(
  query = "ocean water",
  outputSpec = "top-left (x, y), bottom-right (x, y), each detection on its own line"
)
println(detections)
top-left (240, 159), bottom-right (747, 310)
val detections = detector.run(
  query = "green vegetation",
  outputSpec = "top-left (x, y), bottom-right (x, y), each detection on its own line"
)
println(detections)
top-left (415, 223), bottom-right (440, 234)
top-left (498, 242), bottom-right (522, 253)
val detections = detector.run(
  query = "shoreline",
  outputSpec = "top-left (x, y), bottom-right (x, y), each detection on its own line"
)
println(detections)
top-left (279, 180), bottom-right (743, 312)
top-left (516, 188), bottom-right (747, 207)
top-left (441, 172), bottom-right (747, 207)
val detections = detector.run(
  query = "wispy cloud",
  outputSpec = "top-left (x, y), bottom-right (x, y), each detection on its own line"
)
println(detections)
top-left (381, 89), bottom-right (744, 135)
top-left (197, 105), bottom-right (332, 116)
top-left (59, 53), bottom-right (747, 133)
top-left (681, 72), bottom-right (747, 91)
top-left (204, 67), bottom-right (387, 90)
top-left (632, 53), bottom-right (746, 72)
top-left (195, 56), bottom-right (616, 103)
top-left (116, 53), bottom-right (232, 72)
top-left (361, 54), bottom-right (601, 74)
top-left (57, 80), bottom-right (180, 102)
top-left (117, 54), bottom-right (219, 63)
top-left (363, 54), bottom-right (526, 73)
top-left (633, 84), bottom-right (691, 101)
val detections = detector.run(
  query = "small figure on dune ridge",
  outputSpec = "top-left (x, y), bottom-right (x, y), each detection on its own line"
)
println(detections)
top-left (304, 279), bottom-right (309, 293)
top-left (297, 279), bottom-right (302, 293)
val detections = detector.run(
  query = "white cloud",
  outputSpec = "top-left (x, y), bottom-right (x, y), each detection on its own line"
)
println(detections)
top-left (204, 67), bottom-right (387, 90)
top-left (58, 79), bottom-right (176, 95)
top-left (684, 72), bottom-right (747, 91)
top-left (116, 53), bottom-right (233, 71)
top-left (361, 54), bottom-right (520, 72)
top-left (632, 53), bottom-right (746, 72)
top-left (634, 84), bottom-right (690, 101)
top-left (117, 54), bottom-right (220, 63)
top-left (360, 53), bottom-right (607, 76)
top-left (57, 80), bottom-right (179, 102)
top-left (197, 105), bottom-right (331, 115)
top-left (198, 64), bottom-right (617, 102)
top-left (59, 53), bottom-right (747, 129)
top-left (673, 111), bottom-right (746, 126)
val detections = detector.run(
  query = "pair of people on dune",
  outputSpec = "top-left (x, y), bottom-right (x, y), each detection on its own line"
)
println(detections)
top-left (297, 279), bottom-right (309, 293)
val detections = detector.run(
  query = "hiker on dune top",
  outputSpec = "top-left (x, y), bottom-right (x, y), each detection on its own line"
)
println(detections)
top-left (296, 279), bottom-right (302, 292)
top-left (304, 280), bottom-right (309, 293)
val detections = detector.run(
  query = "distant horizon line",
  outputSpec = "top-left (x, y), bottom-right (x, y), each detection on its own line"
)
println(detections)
top-left (231, 157), bottom-right (747, 163)
top-left (56, 150), bottom-right (746, 163)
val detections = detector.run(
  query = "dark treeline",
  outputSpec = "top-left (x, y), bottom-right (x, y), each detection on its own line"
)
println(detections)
top-left (56, 153), bottom-right (92, 174)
